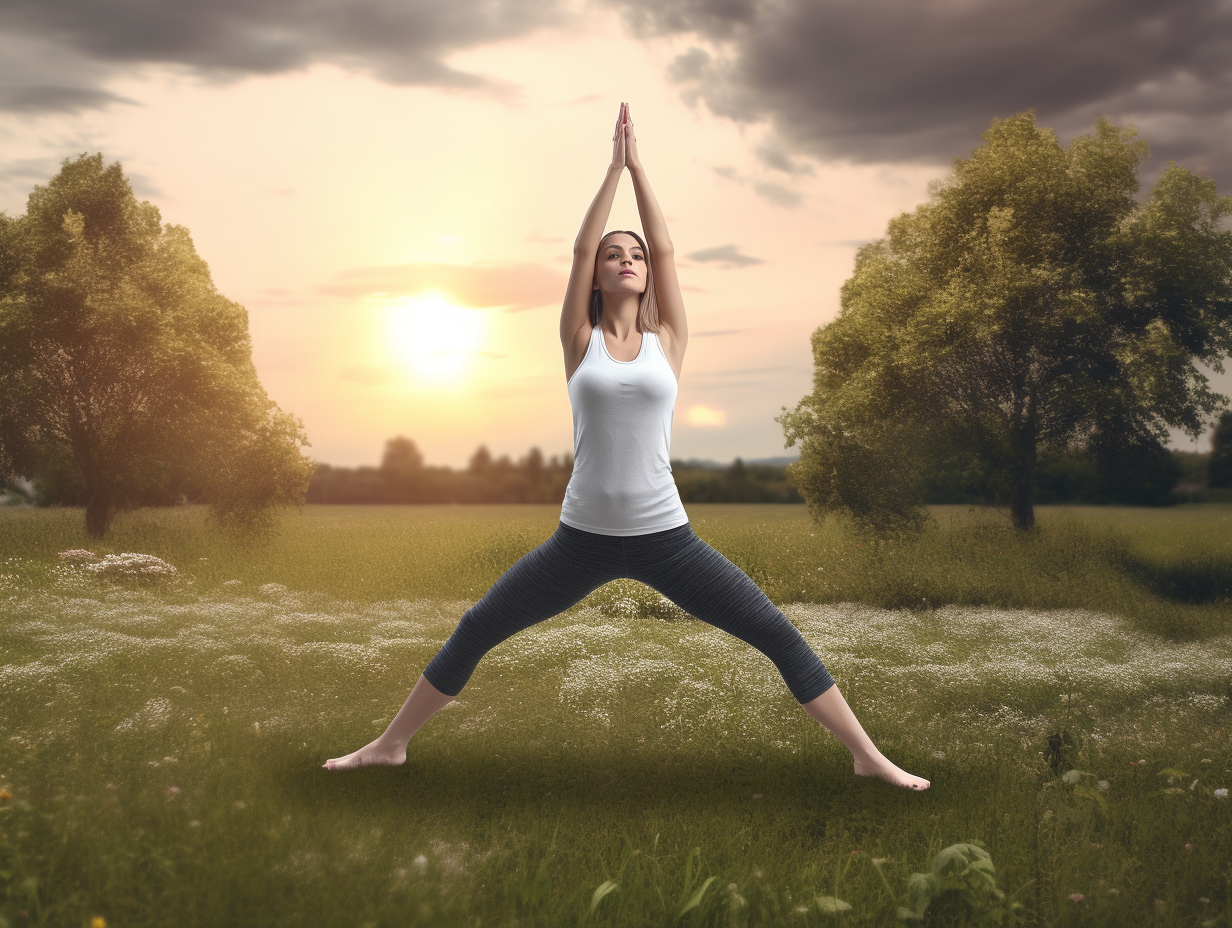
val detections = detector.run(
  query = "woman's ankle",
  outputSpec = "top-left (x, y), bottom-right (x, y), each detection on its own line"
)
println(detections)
top-left (374, 733), bottom-right (408, 754)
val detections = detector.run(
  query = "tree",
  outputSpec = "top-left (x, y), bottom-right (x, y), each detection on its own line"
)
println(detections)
top-left (0, 154), bottom-right (315, 537)
top-left (1211, 412), bottom-right (1232, 488)
top-left (779, 113), bottom-right (1232, 533)
top-left (468, 444), bottom-right (492, 473)
top-left (521, 446), bottom-right (544, 482)
top-left (381, 436), bottom-right (424, 477)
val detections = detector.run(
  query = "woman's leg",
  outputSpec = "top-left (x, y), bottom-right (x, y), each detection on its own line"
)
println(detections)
top-left (324, 523), bottom-right (620, 770)
top-left (628, 525), bottom-right (929, 790)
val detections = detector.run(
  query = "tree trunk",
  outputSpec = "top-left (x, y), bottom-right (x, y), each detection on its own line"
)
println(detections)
top-left (84, 491), bottom-right (113, 538)
top-left (1009, 415), bottom-right (1037, 532)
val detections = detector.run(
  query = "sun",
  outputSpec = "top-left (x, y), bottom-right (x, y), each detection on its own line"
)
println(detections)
top-left (387, 293), bottom-right (484, 381)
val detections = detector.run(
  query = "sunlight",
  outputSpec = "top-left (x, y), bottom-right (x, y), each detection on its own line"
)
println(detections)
top-left (687, 405), bottom-right (727, 427)
top-left (387, 293), bottom-right (485, 381)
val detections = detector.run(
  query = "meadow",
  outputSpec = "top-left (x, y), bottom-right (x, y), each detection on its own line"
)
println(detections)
top-left (1, 503), bottom-right (1230, 927)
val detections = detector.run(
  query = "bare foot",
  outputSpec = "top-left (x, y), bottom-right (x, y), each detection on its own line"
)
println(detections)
top-left (854, 755), bottom-right (931, 790)
top-left (322, 737), bottom-right (406, 771)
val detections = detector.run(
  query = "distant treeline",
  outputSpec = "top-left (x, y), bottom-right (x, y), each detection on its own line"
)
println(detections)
top-left (305, 437), bottom-right (803, 505)
top-left (12, 435), bottom-right (1226, 510)
top-left (301, 437), bottom-right (1229, 507)
top-left (922, 448), bottom-right (1228, 507)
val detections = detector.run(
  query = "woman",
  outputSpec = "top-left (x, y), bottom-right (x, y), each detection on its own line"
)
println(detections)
top-left (325, 103), bottom-right (930, 791)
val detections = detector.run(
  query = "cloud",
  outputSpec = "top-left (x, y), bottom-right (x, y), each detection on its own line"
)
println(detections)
top-left (0, 30), bottom-right (136, 114)
top-left (711, 164), bottom-right (805, 207)
top-left (685, 244), bottom-right (764, 267)
top-left (686, 404), bottom-right (726, 427)
top-left (0, 0), bottom-right (566, 112)
top-left (318, 261), bottom-right (567, 311)
top-left (619, 0), bottom-right (1232, 180)
top-left (751, 181), bottom-right (802, 208)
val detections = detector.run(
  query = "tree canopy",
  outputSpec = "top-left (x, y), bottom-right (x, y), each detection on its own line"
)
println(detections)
top-left (0, 154), bottom-right (315, 536)
top-left (779, 112), bottom-right (1232, 533)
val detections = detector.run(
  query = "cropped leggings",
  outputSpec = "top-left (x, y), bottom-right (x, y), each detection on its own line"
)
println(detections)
top-left (423, 521), bottom-right (836, 704)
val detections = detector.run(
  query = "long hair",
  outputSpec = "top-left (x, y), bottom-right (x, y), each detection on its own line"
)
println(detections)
top-left (589, 229), bottom-right (660, 333)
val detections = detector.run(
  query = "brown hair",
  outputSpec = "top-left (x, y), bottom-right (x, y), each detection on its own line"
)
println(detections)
top-left (590, 229), bottom-right (660, 332)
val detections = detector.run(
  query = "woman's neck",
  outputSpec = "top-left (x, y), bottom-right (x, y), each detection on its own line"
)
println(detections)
top-left (601, 292), bottom-right (641, 338)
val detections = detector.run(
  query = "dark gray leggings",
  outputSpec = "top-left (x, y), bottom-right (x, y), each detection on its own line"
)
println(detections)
top-left (423, 521), bottom-right (835, 704)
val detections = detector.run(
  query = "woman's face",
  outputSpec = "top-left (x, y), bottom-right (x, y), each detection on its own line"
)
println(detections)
top-left (593, 234), bottom-right (647, 296)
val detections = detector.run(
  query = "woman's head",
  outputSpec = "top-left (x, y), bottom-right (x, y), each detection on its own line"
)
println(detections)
top-left (590, 230), bottom-right (659, 331)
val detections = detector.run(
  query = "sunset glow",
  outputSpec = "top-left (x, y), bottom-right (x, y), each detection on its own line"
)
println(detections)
top-left (2, 2), bottom-right (1223, 467)
top-left (387, 294), bottom-right (485, 382)
top-left (687, 405), bottom-right (727, 427)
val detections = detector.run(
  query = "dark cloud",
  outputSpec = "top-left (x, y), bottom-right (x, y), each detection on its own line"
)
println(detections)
top-left (0, 30), bottom-right (136, 114)
top-left (0, 0), bottom-right (566, 111)
top-left (318, 261), bottom-right (567, 311)
top-left (621, 0), bottom-right (1232, 180)
top-left (686, 244), bottom-right (764, 267)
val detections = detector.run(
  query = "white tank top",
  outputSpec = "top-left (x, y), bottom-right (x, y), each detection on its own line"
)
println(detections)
top-left (559, 325), bottom-right (690, 535)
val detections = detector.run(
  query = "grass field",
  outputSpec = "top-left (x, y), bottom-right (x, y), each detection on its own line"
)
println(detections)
top-left (1, 503), bottom-right (1230, 927)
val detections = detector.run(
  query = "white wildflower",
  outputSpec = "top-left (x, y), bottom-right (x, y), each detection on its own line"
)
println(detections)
top-left (87, 553), bottom-right (177, 582)
top-left (116, 697), bottom-right (173, 732)
top-left (58, 549), bottom-right (99, 563)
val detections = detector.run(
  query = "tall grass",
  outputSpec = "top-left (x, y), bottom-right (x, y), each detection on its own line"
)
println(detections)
top-left (1, 504), bottom-right (1230, 927)
top-left (3, 502), bottom-right (1228, 632)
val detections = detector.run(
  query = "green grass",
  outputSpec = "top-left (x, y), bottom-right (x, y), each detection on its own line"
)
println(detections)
top-left (4, 502), bottom-right (1228, 635)
top-left (1, 504), bottom-right (1231, 927)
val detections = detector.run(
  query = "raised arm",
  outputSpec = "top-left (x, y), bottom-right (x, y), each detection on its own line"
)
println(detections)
top-left (623, 106), bottom-right (687, 373)
top-left (560, 103), bottom-right (627, 378)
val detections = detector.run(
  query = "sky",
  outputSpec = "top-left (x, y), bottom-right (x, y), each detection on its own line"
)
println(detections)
top-left (1, 0), bottom-right (1229, 468)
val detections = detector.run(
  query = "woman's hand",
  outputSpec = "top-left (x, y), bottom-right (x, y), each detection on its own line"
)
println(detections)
top-left (610, 101), bottom-right (628, 170)
top-left (623, 103), bottom-right (642, 172)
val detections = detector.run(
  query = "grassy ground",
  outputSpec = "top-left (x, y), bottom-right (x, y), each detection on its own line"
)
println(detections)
top-left (1, 504), bottom-right (1230, 927)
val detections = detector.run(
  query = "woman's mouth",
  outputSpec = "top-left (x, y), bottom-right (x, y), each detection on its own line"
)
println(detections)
top-left (619, 270), bottom-right (635, 277)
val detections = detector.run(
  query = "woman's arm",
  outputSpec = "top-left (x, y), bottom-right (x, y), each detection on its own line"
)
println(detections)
top-left (560, 103), bottom-right (627, 378)
top-left (624, 107), bottom-right (687, 375)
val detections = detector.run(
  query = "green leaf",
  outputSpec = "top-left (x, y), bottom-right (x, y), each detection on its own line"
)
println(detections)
top-left (676, 875), bottom-right (717, 919)
top-left (676, 846), bottom-right (699, 908)
top-left (815, 895), bottom-right (853, 914)
top-left (589, 879), bottom-right (619, 915)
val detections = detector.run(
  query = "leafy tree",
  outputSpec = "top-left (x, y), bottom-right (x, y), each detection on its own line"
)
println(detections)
top-left (0, 154), bottom-right (314, 537)
top-left (779, 113), bottom-right (1232, 533)
top-left (521, 446), bottom-right (544, 482)
top-left (468, 444), bottom-right (492, 474)
top-left (1211, 411), bottom-right (1232, 488)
